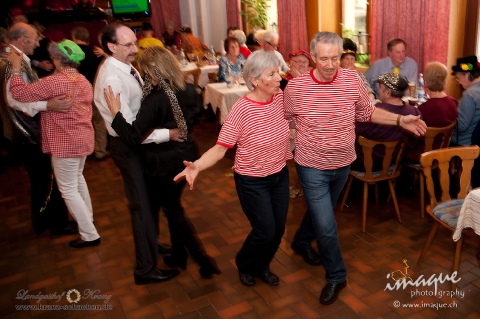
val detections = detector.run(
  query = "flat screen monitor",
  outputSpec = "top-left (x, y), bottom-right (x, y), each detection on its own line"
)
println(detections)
top-left (111, 0), bottom-right (150, 18)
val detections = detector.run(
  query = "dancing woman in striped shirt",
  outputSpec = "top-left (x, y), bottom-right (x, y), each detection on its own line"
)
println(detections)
top-left (175, 50), bottom-right (292, 287)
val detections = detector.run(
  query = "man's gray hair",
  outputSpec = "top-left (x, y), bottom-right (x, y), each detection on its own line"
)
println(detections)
top-left (243, 50), bottom-right (280, 91)
top-left (8, 23), bottom-right (29, 40)
top-left (233, 29), bottom-right (246, 45)
top-left (310, 32), bottom-right (343, 57)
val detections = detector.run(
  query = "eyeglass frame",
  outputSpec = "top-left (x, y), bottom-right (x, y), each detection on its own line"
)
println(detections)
top-left (265, 40), bottom-right (279, 49)
top-left (22, 35), bottom-right (40, 43)
top-left (115, 41), bottom-right (138, 49)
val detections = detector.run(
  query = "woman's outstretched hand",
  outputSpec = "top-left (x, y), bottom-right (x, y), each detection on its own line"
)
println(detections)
top-left (174, 160), bottom-right (200, 190)
top-left (103, 86), bottom-right (121, 115)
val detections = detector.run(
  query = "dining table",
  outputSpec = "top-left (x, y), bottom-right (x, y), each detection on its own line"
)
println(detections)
top-left (183, 62), bottom-right (219, 88)
top-left (203, 82), bottom-right (250, 124)
top-left (453, 187), bottom-right (480, 241)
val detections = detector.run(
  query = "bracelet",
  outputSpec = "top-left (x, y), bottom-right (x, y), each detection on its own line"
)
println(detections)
top-left (396, 114), bottom-right (402, 126)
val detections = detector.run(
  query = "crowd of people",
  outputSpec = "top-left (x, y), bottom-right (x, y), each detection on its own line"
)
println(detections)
top-left (1, 11), bottom-right (479, 307)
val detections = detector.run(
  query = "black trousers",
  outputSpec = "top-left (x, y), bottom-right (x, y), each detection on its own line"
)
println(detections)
top-left (17, 143), bottom-right (69, 234)
top-left (109, 137), bottom-right (159, 277)
top-left (145, 175), bottom-right (206, 262)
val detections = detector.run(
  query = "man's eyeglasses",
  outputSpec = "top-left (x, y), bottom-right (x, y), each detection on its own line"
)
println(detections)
top-left (266, 40), bottom-right (279, 49)
top-left (22, 35), bottom-right (40, 42)
top-left (116, 42), bottom-right (137, 49)
top-left (291, 59), bottom-right (309, 65)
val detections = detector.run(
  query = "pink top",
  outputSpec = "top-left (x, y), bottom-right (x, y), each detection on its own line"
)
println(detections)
top-left (10, 69), bottom-right (94, 158)
top-left (217, 91), bottom-right (292, 177)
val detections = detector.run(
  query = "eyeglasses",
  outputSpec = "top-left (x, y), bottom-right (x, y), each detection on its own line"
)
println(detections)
top-left (291, 59), bottom-right (309, 65)
top-left (22, 35), bottom-right (40, 43)
top-left (266, 41), bottom-right (279, 49)
top-left (116, 42), bottom-right (137, 49)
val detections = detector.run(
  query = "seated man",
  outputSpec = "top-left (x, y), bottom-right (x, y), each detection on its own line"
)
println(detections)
top-left (365, 39), bottom-right (418, 98)
top-left (353, 73), bottom-right (422, 171)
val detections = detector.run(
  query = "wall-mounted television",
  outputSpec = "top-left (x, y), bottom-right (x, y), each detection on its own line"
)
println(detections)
top-left (111, 0), bottom-right (150, 19)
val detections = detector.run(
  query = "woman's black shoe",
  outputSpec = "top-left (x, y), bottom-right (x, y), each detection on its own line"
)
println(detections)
top-left (163, 251), bottom-right (188, 270)
top-left (257, 270), bottom-right (279, 286)
top-left (239, 273), bottom-right (256, 286)
top-left (69, 238), bottom-right (100, 249)
top-left (199, 256), bottom-right (221, 279)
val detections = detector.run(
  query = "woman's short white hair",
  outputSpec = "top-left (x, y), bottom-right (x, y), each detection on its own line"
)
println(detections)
top-left (254, 29), bottom-right (266, 44)
top-left (233, 29), bottom-right (246, 45)
top-left (242, 50), bottom-right (280, 91)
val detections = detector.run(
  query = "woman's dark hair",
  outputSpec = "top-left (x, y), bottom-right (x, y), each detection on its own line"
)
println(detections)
top-left (101, 23), bottom-right (125, 55)
top-left (224, 37), bottom-right (239, 54)
top-left (341, 38), bottom-right (357, 60)
top-left (227, 26), bottom-right (238, 34)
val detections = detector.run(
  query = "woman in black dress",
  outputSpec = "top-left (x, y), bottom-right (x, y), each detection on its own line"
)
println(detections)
top-left (104, 46), bottom-right (220, 278)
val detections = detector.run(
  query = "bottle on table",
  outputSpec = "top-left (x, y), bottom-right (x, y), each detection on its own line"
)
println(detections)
top-left (417, 73), bottom-right (425, 102)
top-left (225, 67), bottom-right (233, 88)
top-left (210, 45), bottom-right (216, 65)
top-left (180, 49), bottom-right (187, 67)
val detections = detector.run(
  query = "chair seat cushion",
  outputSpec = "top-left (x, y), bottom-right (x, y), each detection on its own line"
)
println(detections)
top-left (351, 165), bottom-right (394, 178)
top-left (432, 199), bottom-right (464, 228)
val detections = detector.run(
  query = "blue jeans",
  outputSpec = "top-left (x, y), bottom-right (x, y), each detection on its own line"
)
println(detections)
top-left (234, 166), bottom-right (289, 275)
top-left (293, 163), bottom-right (350, 284)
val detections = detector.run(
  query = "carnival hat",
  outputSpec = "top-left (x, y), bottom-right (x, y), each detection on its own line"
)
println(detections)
top-left (374, 73), bottom-right (408, 92)
top-left (288, 50), bottom-right (310, 61)
top-left (451, 55), bottom-right (480, 75)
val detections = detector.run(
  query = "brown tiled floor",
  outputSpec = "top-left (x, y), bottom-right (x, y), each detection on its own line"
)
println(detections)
top-left (1, 121), bottom-right (480, 319)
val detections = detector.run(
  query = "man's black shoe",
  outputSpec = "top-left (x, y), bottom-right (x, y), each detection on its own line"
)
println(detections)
top-left (134, 268), bottom-right (180, 285)
top-left (257, 270), bottom-right (279, 286)
top-left (291, 242), bottom-right (321, 266)
top-left (69, 238), bottom-right (101, 249)
top-left (51, 223), bottom-right (78, 236)
top-left (239, 273), bottom-right (256, 287)
top-left (319, 281), bottom-right (347, 305)
top-left (158, 242), bottom-right (173, 254)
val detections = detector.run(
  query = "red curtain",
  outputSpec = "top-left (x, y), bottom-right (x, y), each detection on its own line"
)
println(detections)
top-left (371, 0), bottom-right (450, 74)
top-left (277, 0), bottom-right (309, 60)
top-left (150, 0), bottom-right (182, 38)
top-left (226, 0), bottom-right (242, 29)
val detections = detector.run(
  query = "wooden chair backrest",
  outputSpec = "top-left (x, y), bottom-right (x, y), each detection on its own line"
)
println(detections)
top-left (208, 72), bottom-right (218, 83)
top-left (185, 67), bottom-right (201, 88)
top-left (423, 121), bottom-right (457, 152)
top-left (358, 136), bottom-right (407, 180)
top-left (420, 146), bottom-right (479, 208)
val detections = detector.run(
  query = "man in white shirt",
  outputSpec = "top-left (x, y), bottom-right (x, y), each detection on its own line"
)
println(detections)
top-left (0, 22), bottom-right (77, 236)
top-left (94, 23), bottom-right (180, 285)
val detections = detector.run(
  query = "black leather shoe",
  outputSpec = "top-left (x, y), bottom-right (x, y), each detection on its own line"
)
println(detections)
top-left (51, 223), bottom-right (78, 236)
top-left (239, 273), bottom-right (256, 287)
top-left (291, 242), bottom-right (321, 266)
top-left (69, 238), bottom-right (100, 249)
top-left (319, 281), bottom-right (347, 305)
top-left (257, 270), bottom-right (279, 286)
top-left (158, 242), bottom-right (173, 254)
top-left (134, 268), bottom-right (180, 285)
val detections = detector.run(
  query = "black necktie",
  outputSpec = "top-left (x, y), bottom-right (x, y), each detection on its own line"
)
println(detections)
top-left (130, 67), bottom-right (142, 88)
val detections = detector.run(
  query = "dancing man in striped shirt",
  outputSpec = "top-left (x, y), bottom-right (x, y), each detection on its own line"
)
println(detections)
top-left (284, 32), bottom-right (426, 305)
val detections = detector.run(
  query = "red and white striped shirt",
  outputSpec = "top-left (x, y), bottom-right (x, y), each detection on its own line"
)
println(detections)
top-left (217, 91), bottom-right (292, 177)
top-left (10, 69), bottom-right (94, 158)
top-left (284, 68), bottom-right (375, 170)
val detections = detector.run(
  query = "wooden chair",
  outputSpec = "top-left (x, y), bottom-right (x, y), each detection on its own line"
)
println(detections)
top-left (208, 72), bottom-right (218, 83)
top-left (185, 67), bottom-right (201, 89)
top-left (340, 137), bottom-right (407, 232)
top-left (404, 121), bottom-right (457, 218)
top-left (418, 146), bottom-right (479, 290)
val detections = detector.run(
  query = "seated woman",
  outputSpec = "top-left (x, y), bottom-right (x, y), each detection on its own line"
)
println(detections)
top-left (280, 50), bottom-right (311, 90)
top-left (340, 38), bottom-right (375, 101)
top-left (233, 29), bottom-right (252, 59)
top-left (217, 37), bottom-right (246, 83)
top-left (104, 47), bottom-right (220, 279)
top-left (7, 40), bottom-right (100, 248)
top-left (403, 62), bottom-right (458, 163)
top-left (353, 73), bottom-right (421, 171)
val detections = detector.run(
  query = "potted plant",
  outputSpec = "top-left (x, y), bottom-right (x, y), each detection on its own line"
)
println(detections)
top-left (241, 0), bottom-right (270, 30)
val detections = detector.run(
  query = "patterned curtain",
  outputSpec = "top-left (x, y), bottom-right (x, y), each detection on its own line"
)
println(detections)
top-left (371, 0), bottom-right (450, 74)
top-left (150, 0), bottom-right (182, 38)
top-left (277, 0), bottom-right (309, 60)
top-left (226, 0), bottom-right (242, 29)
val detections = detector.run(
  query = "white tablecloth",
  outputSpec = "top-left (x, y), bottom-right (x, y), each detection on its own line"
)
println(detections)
top-left (453, 188), bottom-right (480, 241)
top-left (183, 62), bottom-right (219, 88)
top-left (203, 82), bottom-right (250, 124)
